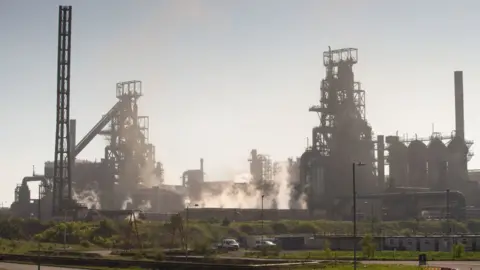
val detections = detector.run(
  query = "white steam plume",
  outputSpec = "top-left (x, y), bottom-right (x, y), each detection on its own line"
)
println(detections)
top-left (273, 162), bottom-right (290, 209)
top-left (197, 162), bottom-right (296, 209)
top-left (73, 189), bottom-right (101, 210)
top-left (138, 200), bottom-right (152, 211)
top-left (122, 196), bottom-right (133, 210)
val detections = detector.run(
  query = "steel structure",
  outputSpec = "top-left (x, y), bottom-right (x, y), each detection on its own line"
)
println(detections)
top-left (249, 149), bottom-right (274, 193)
top-left (69, 81), bottom-right (163, 209)
top-left (297, 47), bottom-right (376, 217)
top-left (182, 158), bottom-right (205, 203)
top-left (52, 6), bottom-right (73, 215)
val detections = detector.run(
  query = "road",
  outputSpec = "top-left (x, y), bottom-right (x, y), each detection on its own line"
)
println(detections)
top-left (0, 259), bottom-right (479, 270)
top-left (363, 260), bottom-right (479, 270)
top-left (0, 262), bottom-right (84, 270)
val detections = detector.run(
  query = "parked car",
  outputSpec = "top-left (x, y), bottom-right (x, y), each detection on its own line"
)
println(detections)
top-left (255, 240), bottom-right (277, 249)
top-left (217, 238), bottom-right (240, 251)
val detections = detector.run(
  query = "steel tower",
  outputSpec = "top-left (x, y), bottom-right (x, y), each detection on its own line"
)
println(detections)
top-left (52, 6), bottom-right (73, 215)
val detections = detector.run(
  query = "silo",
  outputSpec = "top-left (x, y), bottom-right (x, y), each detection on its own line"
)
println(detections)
top-left (386, 136), bottom-right (408, 187)
top-left (427, 138), bottom-right (449, 189)
top-left (447, 136), bottom-right (469, 183)
top-left (408, 140), bottom-right (428, 187)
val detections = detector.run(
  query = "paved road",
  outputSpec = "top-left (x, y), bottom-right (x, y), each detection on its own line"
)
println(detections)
top-left (0, 262), bottom-right (84, 270)
top-left (80, 250), bottom-right (480, 269)
top-left (364, 260), bottom-right (479, 270)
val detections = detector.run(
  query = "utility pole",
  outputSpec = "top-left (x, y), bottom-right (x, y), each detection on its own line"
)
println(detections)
top-left (261, 195), bottom-right (265, 244)
top-left (37, 185), bottom-right (41, 270)
top-left (353, 162), bottom-right (365, 270)
top-left (446, 189), bottom-right (451, 234)
top-left (185, 205), bottom-right (189, 260)
top-left (185, 203), bottom-right (198, 260)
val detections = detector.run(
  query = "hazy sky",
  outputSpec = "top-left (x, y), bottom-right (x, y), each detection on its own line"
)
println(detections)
top-left (1, 0), bottom-right (479, 204)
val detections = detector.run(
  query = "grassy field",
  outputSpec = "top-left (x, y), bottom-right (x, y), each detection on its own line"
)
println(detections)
top-left (323, 265), bottom-right (423, 270)
top-left (0, 239), bottom-right (99, 254)
top-left (245, 249), bottom-right (480, 261)
top-left (288, 263), bottom-right (424, 270)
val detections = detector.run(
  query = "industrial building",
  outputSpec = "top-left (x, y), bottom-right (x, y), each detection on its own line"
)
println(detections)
top-left (8, 6), bottom-right (480, 222)
top-left (293, 47), bottom-right (479, 221)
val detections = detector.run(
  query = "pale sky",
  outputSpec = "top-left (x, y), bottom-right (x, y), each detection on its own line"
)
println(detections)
top-left (1, 0), bottom-right (479, 204)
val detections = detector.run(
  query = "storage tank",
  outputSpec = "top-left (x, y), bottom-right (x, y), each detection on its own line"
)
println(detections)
top-left (448, 136), bottom-right (469, 183)
top-left (386, 136), bottom-right (408, 186)
top-left (408, 140), bottom-right (428, 187)
top-left (427, 138), bottom-right (449, 189)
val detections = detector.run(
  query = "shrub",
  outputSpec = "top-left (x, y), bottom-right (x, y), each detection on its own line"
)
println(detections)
top-left (222, 218), bottom-right (231, 227)
top-left (154, 249), bottom-right (166, 261)
top-left (80, 240), bottom-right (90, 248)
top-left (360, 234), bottom-right (375, 259)
top-left (324, 239), bottom-right (332, 259)
top-left (453, 243), bottom-right (465, 258)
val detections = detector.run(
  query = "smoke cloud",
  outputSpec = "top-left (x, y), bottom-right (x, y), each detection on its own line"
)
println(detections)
top-left (73, 189), bottom-right (101, 210)
top-left (194, 161), bottom-right (305, 209)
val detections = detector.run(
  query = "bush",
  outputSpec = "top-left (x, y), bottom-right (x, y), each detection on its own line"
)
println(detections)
top-left (132, 252), bottom-right (145, 260)
top-left (453, 243), bottom-right (465, 258)
top-left (80, 240), bottom-right (90, 248)
top-left (222, 218), bottom-right (231, 227)
top-left (324, 239), bottom-right (332, 259)
top-left (154, 249), bottom-right (166, 261)
top-left (271, 222), bottom-right (289, 234)
top-left (360, 234), bottom-right (375, 259)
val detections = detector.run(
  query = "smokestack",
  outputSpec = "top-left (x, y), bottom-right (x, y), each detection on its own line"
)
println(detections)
top-left (200, 158), bottom-right (204, 182)
top-left (377, 135), bottom-right (385, 190)
top-left (454, 71), bottom-right (465, 140)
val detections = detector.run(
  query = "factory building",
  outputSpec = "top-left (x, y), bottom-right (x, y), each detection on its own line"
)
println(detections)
top-left (8, 6), bottom-right (480, 222)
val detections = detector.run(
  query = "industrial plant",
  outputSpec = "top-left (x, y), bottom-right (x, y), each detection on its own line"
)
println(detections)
top-left (8, 6), bottom-right (480, 222)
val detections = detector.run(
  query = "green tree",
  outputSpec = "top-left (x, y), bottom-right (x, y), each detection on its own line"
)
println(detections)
top-left (453, 243), bottom-right (465, 258)
top-left (323, 239), bottom-right (332, 259)
top-left (360, 234), bottom-right (375, 259)
top-left (168, 213), bottom-right (184, 248)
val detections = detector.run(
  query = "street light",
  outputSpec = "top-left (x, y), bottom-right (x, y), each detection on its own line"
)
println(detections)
top-left (185, 202), bottom-right (199, 259)
top-left (261, 195), bottom-right (265, 244)
top-left (352, 162), bottom-right (365, 270)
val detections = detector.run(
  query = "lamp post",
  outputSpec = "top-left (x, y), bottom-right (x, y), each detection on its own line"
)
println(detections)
top-left (37, 185), bottom-right (41, 270)
top-left (352, 162), bottom-right (365, 270)
top-left (261, 195), bottom-right (265, 244)
top-left (185, 202), bottom-right (198, 259)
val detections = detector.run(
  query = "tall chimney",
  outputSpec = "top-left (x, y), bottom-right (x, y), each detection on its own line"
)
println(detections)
top-left (200, 158), bottom-right (204, 182)
top-left (454, 71), bottom-right (465, 140)
top-left (377, 135), bottom-right (385, 190)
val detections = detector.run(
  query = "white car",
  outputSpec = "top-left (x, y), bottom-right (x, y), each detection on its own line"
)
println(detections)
top-left (255, 240), bottom-right (277, 249)
top-left (217, 238), bottom-right (240, 251)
